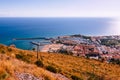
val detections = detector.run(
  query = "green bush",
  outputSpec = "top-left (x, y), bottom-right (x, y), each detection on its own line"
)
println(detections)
top-left (35, 60), bottom-right (44, 67)
top-left (0, 71), bottom-right (9, 80)
top-left (32, 48), bottom-right (35, 51)
top-left (0, 50), bottom-right (5, 54)
top-left (16, 53), bottom-right (32, 63)
top-left (7, 47), bottom-right (12, 52)
top-left (110, 58), bottom-right (120, 65)
top-left (71, 75), bottom-right (82, 80)
top-left (16, 54), bottom-right (23, 59)
top-left (46, 65), bottom-right (57, 73)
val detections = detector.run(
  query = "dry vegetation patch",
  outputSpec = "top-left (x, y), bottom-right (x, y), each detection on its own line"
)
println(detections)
top-left (0, 44), bottom-right (120, 80)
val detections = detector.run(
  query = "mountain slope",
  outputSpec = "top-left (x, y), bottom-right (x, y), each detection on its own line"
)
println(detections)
top-left (0, 44), bottom-right (69, 80)
top-left (0, 44), bottom-right (120, 80)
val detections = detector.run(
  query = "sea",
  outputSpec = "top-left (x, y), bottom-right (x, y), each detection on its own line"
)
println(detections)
top-left (0, 17), bottom-right (112, 49)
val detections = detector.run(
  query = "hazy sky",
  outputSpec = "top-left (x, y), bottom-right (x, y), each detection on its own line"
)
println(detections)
top-left (0, 0), bottom-right (120, 17)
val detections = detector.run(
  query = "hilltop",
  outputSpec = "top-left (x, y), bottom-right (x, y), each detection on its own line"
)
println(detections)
top-left (0, 44), bottom-right (120, 80)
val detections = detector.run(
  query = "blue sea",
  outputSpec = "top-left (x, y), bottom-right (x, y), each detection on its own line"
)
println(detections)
top-left (0, 17), bottom-right (112, 49)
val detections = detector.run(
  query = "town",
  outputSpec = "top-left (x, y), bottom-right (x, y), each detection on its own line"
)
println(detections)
top-left (40, 34), bottom-right (120, 64)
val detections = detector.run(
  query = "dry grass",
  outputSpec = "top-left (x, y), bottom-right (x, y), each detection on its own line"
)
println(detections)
top-left (40, 53), bottom-right (120, 80)
top-left (0, 45), bottom-right (58, 80)
top-left (0, 54), bottom-right (57, 80)
top-left (0, 44), bottom-right (120, 80)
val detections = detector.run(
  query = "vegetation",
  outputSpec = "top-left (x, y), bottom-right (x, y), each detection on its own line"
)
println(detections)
top-left (101, 39), bottom-right (120, 47)
top-left (110, 58), bottom-right (120, 65)
top-left (46, 65), bottom-right (58, 73)
top-left (7, 47), bottom-right (13, 52)
top-left (71, 75), bottom-right (82, 80)
top-left (0, 45), bottom-right (6, 54)
top-left (86, 72), bottom-right (103, 80)
top-left (16, 52), bottom-right (33, 63)
top-left (0, 68), bottom-right (9, 80)
top-left (0, 44), bottom-right (120, 80)
top-left (35, 60), bottom-right (44, 67)
top-left (0, 50), bottom-right (5, 54)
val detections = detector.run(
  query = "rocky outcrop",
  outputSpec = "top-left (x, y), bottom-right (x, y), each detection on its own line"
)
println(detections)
top-left (15, 72), bottom-right (42, 80)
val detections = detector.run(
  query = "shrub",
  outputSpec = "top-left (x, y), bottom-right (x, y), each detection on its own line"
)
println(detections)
top-left (35, 60), bottom-right (44, 67)
top-left (16, 53), bottom-right (32, 63)
top-left (32, 48), bottom-right (35, 51)
top-left (46, 65), bottom-right (57, 73)
top-left (0, 72), bottom-right (9, 80)
top-left (0, 50), bottom-right (5, 54)
top-left (0, 68), bottom-right (9, 80)
top-left (7, 47), bottom-right (12, 52)
top-left (16, 54), bottom-right (23, 59)
top-left (110, 58), bottom-right (120, 65)
top-left (71, 75), bottom-right (82, 80)
top-left (86, 72), bottom-right (103, 80)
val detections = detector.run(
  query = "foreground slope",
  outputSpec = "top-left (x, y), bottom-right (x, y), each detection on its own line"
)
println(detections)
top-left (0, 54), bottom-right (57, 80)
top-left (0, 44), bottom-right (120, 80)
top-left (0, 44), bottom-right (69, 80)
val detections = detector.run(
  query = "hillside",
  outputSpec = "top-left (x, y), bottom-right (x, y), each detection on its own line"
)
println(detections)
top-left (0, 44), bottom-right (120, 80)
top-left (0, 54), bottom-right (57, 80)
top-left (0, 44), bottom-right (69, 80)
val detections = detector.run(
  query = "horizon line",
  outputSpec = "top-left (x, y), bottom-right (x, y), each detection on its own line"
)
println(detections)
top-left (0, 16), bottom-right (113, 18)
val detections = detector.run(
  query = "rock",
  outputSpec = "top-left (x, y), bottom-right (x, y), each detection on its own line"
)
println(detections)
top-left (15, 72), bottom-right (43, 80)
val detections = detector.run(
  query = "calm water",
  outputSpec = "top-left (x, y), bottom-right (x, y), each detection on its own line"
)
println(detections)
top-left (0, 18), bottom-right (111, 49)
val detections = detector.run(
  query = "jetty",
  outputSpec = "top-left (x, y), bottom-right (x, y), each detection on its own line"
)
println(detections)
top-left (13, 37), bottom-right (53, 41)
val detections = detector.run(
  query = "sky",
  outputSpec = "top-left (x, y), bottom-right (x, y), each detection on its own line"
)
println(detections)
top-left (0, 0), bottom-right (120, 35)
top-left (0, 0), bottom-right (120, 17)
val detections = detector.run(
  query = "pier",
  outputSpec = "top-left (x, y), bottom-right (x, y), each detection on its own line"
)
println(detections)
top-left (13, 37), bottom-right (53, 41)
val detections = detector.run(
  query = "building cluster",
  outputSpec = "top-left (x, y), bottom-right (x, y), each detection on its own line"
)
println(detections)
top-left (40, 35), bottom-right (120, 62)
